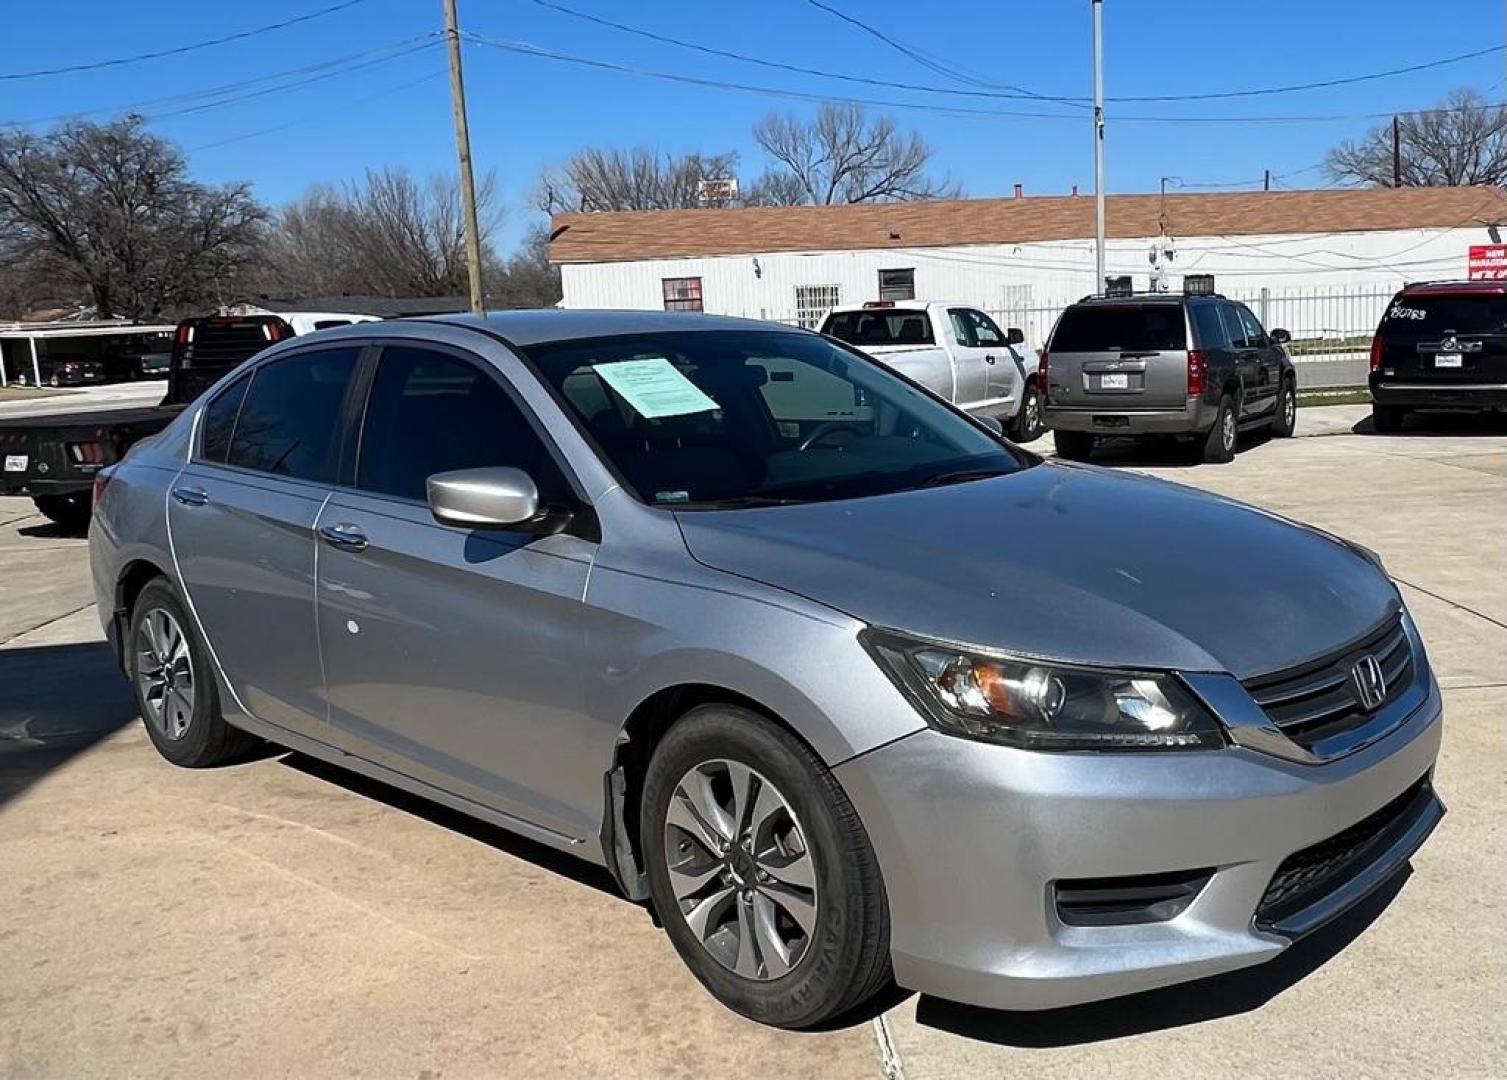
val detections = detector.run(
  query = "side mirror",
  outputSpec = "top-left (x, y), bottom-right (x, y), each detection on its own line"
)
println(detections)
top-left (1270, 328), bottom-right (1291, 345)
top-left (977, 415), bottom-right (1004, 436)
top-left (1006, 327), bottom-right (1025, 346)
top-left (427, 466), bottom-right (543, 529)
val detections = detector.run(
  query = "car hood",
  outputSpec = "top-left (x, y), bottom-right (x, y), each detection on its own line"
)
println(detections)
top-left (674, 463), bottom-right (1398, 679)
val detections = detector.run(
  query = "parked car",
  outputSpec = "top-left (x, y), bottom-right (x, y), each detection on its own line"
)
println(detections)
top-left (16, 353), bottom-right (107, 387)
top-left (1369, 280), bottom-right (1507, 432)
top-left (1042, 289), bottom-right (1297, 462)
top-left (1, 309), bottom-right (376, 531)
top-left (820, 301), bottom-right (1045, 441)
top-left (90, 311), bottom-right (1444, 1029)
top-left (101, 337), bottom-right (174, 382)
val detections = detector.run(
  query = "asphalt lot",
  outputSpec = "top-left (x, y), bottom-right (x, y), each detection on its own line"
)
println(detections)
top-left (1, 405), bottom-right (1503, 1079)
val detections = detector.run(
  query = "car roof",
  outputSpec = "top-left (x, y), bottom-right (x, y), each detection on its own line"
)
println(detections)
top-left (1068, 294), bottom-right (1198, 308)
top-left (1400, 280), bottom-right (1507, 295)
top-left (422, 309), bottom-right (796, 346)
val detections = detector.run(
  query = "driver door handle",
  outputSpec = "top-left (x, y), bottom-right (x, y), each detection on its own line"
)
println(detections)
top-left (172, 486), bottom-right (208, 507)
top-left (318, 522), bottom-right (369, 553)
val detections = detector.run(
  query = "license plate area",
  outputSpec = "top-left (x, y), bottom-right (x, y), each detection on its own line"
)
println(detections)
top-left (4, 454), bottom-right (28, 472)
top-left (1092, 415), bottom-right (1131, 429)
top-left (1434, 352), bottom-right (1463, 369)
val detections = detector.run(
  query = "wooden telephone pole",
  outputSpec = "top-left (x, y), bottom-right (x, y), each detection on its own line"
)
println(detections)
top-left (442, 0), bottom-right (485, 314)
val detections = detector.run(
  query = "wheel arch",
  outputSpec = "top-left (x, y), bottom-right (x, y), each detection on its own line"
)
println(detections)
top-left (602, 682), bottom-right (821, 903)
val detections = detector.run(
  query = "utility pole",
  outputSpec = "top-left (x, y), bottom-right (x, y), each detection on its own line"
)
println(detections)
top-left (1263, 169), bottom-right (1270, 191)
top-left (1392, 115), bottom-right (1402, 188)
top-left (1092, 0), bottom-right (1106, 293)
top-left (442, 0), bottom-right (485, 314)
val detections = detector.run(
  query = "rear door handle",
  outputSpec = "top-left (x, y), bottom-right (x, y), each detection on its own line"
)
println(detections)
top-left (984, 354), bottom-right (997, 364)
top-left (171, 486), bottom-right (208, 507)
top-left (318, 522), bottom-right (368, 553)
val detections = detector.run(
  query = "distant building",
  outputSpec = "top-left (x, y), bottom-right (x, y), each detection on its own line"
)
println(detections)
top-left (548, 186), bottom-right (1507, 335)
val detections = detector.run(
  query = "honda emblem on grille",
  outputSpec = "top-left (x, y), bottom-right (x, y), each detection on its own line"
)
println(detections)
top-left (1351, 654), bottom-right (1387, 711)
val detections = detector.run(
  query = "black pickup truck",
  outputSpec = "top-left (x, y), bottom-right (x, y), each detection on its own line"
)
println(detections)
top-left (0, 313), bottom-right (305, 530)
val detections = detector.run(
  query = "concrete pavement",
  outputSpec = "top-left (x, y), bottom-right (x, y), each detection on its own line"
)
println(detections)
top-left (0, 379), bottom-right (166, 420)
top-left (1, 408), bottom-right (1503, 1078)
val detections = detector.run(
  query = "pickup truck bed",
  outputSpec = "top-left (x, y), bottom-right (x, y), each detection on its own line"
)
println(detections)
top-left (1, 404), bottom-right (179, 500)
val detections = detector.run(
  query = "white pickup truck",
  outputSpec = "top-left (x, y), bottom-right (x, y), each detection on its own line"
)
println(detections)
top-left (818, 301), bottom-right (1044, 441)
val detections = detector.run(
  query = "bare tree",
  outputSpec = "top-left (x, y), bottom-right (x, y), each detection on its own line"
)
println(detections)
top-left (751, 104), bottom-right (959, 205)
top-left (740, 170), bottom-right (810, 208)
top-left (0, 117), bottom-right (265, 319)
top-left (1325, 88), bottom-right (1507, 188)
top-left (487, 223), bottom-right (562, 309)
top-left (266, 167), bottom-right (499, 297)
top-left (537, 148), bottom-right (741, 213)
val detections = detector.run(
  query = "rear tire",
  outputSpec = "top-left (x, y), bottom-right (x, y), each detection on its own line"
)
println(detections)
top-left (1200, 394), bottom-right (1238, 463)
top-left (1052, 430), bottom-right (1095, 461)
top-left (641, 704), bottom-right (892, 1029)
top-left (129, 579), bottom-right (259, 768)
top-left (1008, 380), bottom-right (1045, 443)
top-left (1371, 404), bottom-right (1407, 434)
top-left (1271, 379), bottom-right (1297, 438)
top-left (32, 492), bottom-right (92, 533)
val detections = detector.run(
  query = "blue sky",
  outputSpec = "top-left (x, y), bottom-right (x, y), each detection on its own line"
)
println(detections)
top-left (4, 0), bottom-right (1502, 252)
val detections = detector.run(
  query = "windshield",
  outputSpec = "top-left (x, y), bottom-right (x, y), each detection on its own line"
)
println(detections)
top-left (525, 330), bottom-right (1028, 508)
top-left (1381, 293), bottom-right (1507, 340)
top-left (1050, 304), bottom-right (1187, 351)
top-left (822, 309), bottom-right (935, 347)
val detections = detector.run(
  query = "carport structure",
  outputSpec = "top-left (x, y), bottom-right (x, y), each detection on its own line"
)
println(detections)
top-left (0, 320), bottom-right (175, 387)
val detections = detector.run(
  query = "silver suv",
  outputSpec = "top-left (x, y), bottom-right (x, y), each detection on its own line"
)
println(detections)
top-left (90, 311), bottom-right (1442, 1028)
top-left (1043, 291), bottom-right (1298, 462)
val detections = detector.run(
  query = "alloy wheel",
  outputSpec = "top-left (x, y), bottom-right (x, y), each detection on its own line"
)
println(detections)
top-left (1024, 391), bottom-right (1041, 437)
top-left (663, 759), bottom-right (818, 981)
top-left (135, 607), bottom-right (195, 741)
top-left (1222, 409), bottom-right (1237, 452)
top-left (1283, 387), bottom-right (1296, 428)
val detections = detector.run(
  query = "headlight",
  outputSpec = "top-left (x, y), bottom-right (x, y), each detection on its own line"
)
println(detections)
top-left (862, 629), bottom-right (1224, 751)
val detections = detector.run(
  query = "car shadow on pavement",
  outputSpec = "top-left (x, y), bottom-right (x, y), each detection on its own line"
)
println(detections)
top-left (1351, 412), bottom-right (1507, 437)
top-left (16, 521), bottom-right (85, 540)
top-left (0, 641), bottom-right (137, 810)
top-left (1068, 428), bottom-right (1276, 469)
top-left (912, 868), bottom-right (1409, 1047)
top-left (279, 751), bottom-right (629, 901)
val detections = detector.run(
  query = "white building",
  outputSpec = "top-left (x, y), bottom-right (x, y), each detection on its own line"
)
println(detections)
top-left (550, 187), bottom-right (1507, 344)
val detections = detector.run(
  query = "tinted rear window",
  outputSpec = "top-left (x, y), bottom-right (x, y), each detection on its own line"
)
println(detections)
top-left (227, 348), bottom-right (359, 483)
top-left (1380, 294), bottom-right (1507, 339)
top-left (1049, 305), bottom-right (1187, 352)
top-left (823, 309), bottom-right (935, 346)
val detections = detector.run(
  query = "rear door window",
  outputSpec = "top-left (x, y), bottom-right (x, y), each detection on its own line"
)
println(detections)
top-left (226, 348), bottom-right (360, 483)
top-left (1219, 304), bottom-right (1252, 349)
top-left (823, 309), bottom-right (935, 346)
top-left (1380, 293), bottom-right (1507, 340)
top-left (199, 372), bottom-right (251, 463)
top-left (1189, 303), bottom-right (1230, 349)
top-left (1234, 305), bottom-right (1268, 347)
top-left (1049, 305), bottom-right (1187, 351)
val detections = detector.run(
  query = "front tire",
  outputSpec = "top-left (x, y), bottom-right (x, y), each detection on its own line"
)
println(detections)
top-left (1008, 380), bottom-right (1045, 443)
top-left (1271, 378), bottom-right (1297, 438)
top-left (641, 704), bottom-right (891, 1029)
top-left (1372, 404), bottom-right (1407, 434)
top-left (1052, 429), bottom-right (1095, 461)
top-left (129, 579), bottom-right (258, 768)
top-left (32, 492), bottom-right (92, 533)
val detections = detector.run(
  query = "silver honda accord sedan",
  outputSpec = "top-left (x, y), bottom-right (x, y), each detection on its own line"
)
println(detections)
top-left (89, 311), bottom-right (1444, 1028)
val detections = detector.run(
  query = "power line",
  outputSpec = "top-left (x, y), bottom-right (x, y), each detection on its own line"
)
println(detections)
top-left (6, 36), bottom-right (441, 127)
top-left (801, 0), bottom-right (1083, 107)
top-left (523, 0), bottom-right (1085, 105)
top-left (0, 0), bottom-right (372, 81)
top-left (805, 0), bottom-right (1500, 106)
top-left (469, 34), bottom-right (1507, 126)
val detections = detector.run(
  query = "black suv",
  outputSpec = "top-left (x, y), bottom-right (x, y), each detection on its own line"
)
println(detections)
top-left (1042, 290), bottom-right (1297, 463)
top-left (1370, 281), bottom-right (1507, 432)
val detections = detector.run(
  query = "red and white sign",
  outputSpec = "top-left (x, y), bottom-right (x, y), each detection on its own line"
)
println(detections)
top-left (1468, 244), bottom-right (1507, 280)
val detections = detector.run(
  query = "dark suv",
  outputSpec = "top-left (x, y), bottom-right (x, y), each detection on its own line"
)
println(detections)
top-left (1369, 281), bottom-right (1507, 432)
top-left (1042, 291), bottom-right (1297, 463)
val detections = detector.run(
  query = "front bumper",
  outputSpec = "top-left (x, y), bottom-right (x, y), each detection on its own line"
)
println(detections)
top-left (1044, 396), bottom-right (1217, 435)
top-left (834, 672), bottom-right (1443, 1011)
top-left (1370, 376), bottom-right (1507, 412)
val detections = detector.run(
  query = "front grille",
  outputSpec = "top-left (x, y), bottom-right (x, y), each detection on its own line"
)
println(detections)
top-left (1256, 774), bottom-right (1432, 930)
top-left (1242, 613), bottom-right (1412, 750)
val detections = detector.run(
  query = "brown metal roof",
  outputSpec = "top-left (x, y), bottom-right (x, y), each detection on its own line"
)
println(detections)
top-left (549, 186), bottom-right (1507, 264)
